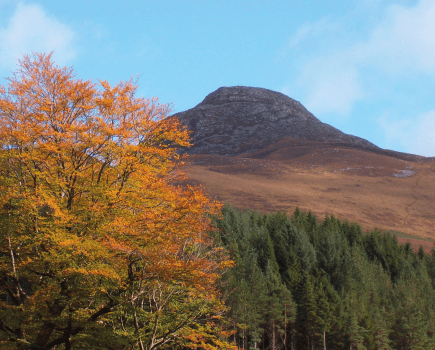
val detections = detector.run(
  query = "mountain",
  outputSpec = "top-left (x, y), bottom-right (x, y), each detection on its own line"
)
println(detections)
top-left (172, 86), bottom-right (435, 250)
top-left (174, 86), bottom-right (420, 161)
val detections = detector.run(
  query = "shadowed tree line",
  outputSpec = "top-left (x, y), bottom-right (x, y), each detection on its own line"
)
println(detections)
top-left (211, 205), bottom-right (435, 350)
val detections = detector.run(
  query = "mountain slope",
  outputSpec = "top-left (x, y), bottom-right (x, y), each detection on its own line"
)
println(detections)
top-left (172, 86), bottom-right (435, 249)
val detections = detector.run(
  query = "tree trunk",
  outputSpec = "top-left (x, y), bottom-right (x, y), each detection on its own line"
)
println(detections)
top-left (272, 321), bottom-right (276, 350)
top-left (323, 330), bottom-right (326, 350)
top-left (284, 305), bottom-right (288, 350)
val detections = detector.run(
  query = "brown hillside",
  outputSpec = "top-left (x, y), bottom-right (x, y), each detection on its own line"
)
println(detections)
top-left (174, 86), bottom-right (435, 252)
top-left (184, 139), bottom-right (435, 252)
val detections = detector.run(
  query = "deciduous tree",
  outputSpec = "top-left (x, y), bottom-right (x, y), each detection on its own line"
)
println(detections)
top-left (0, 53), bottom-right (233, 349)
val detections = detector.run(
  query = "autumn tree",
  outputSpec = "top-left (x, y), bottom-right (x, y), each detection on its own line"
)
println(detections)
top-left (0, 53), bottom-right (233, 349)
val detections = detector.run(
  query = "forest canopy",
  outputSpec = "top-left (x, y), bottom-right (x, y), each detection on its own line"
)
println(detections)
top-left (212, 205), bottom-right (435, 350)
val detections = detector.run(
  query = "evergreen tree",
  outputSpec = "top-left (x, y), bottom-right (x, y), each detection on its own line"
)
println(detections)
top-left (346, 312), bottom-right (368, 350)
top-left (371, 309), bottom-right (392, 350)
top-left (341, 219), bottom-right (364, 247)
top-left (263, 263), bottom-right (296, 350)
top-left (291, 206), bottom-right (307, 229)
top-left (315, 282), bottom-right (333, 350)
top-left (317, 228), bottom-right (350, 290)
top-left (284, 222), bottom-right (317, 272)
top-left (418, 245), bottom-right (426, 260)
top-left (296, 272), bottom-right (319, 349)
top-left (390, 275), bottom-right (435, 350)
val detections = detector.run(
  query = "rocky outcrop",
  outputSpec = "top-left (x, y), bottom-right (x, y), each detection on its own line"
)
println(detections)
top-left (173, 86), bottom-right (380, 156)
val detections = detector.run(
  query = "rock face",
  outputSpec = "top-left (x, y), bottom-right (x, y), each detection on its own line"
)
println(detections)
top-left (173, 86), bottom-right (380, 156)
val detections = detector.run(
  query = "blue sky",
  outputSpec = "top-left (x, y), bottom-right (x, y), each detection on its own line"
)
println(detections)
top-left (0, 0), bottom-right (434, 157)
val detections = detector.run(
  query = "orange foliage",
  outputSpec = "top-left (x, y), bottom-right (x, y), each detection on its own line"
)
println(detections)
top-left (0, 53), bottom-right (234, 349)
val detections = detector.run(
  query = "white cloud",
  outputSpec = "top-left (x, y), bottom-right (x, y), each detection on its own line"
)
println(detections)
top-left (358, 0), bottom-right (435, 74)
top-left (284, 0), bottom-right (435, 117)
top-left (0, 2), bottom-right (75, 70)
top-left (408, 111), bottom-right (435, 157)
top-left (287, 18), bottom-right (342, 50)
top-left (296, 58), bottom-right (363, 116)
top-left (379, 111), bottom-right (435, 157)
top-left (0, 0), bottom-right (17, 6)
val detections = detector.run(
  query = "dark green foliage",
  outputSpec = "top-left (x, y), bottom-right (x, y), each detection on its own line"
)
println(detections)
top-left (213, 205), bottom-right (435, 350)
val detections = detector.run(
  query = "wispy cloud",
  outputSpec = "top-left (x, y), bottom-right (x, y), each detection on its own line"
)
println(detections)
top-left (379, 110), bottom-right (435, 157)
top-left (283, 0), bottom-right (435, 117)
top-left (356, 0), bottom-right (435, 74)
top-left (284, 55), bottom-right (363, 116)
top-left (0, 2), bottom-right (75, 70)
top-left (281, 0), bottom-right (435, 156)
top-left (286, 18), bottom-right (342, 50)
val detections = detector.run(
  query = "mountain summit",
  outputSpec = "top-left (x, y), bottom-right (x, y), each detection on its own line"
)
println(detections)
top-left (173, 86), bottom-right (380, 156)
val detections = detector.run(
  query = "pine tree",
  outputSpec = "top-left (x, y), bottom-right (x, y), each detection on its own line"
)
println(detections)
top-left (371, 309), bottom-right (392, 350)
top-left (284, 222), bottom-right (317, 272)
top-left (314, 284), bottom-right (330, 349)
top-left (346, 312), bottom-right (368, 350)
top-left (263, 263), bottom-right (296, 350)
top-left (390, 277), bottom-right (434, 350)
top-left (291, 207), bottom-right (307, 229)
top-left (296, 273), bottom-right (319, 349)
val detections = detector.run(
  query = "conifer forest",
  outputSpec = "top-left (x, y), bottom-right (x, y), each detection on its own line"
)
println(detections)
top-left (212, 205), bottom-right (435, 349)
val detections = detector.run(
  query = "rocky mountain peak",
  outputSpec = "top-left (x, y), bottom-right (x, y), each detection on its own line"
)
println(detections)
top-left (200, 86), bottom-right (308, 110)
top-left (173, 86), bottom-right (379, 156)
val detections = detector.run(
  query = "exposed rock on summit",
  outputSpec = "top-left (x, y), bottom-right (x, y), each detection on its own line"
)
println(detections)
top-left (173, 86), bottom-right (380, 156)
